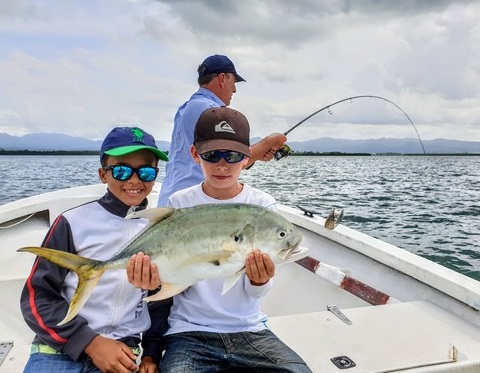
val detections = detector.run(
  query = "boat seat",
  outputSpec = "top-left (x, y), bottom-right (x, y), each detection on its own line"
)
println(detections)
top-left (267, 300), bottom-right (480, 372)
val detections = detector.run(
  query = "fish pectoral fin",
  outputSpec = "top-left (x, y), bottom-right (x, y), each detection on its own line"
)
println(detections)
top-left (126, 207), bottom-right (175, 224)
top-left (144, 283), bottom-right (188, 302)
top-left (181, 251), bottom-right (234, 267)
top-left (221, 272), bottom-right (243, 295)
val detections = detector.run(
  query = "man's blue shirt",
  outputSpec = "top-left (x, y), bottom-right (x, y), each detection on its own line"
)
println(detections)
top-left (158, 88), bottom-right (225, 206)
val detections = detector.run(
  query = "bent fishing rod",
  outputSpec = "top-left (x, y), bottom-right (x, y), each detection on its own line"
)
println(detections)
top-left (275, 95), bottom-right (426, 160)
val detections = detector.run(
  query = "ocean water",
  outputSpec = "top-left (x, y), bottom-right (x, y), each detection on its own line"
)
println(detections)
top-left (1, 155), bottom-right (479, 280)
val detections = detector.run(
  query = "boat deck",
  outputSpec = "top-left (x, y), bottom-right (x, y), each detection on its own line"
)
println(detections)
top-left (268, 300), bottom-right (480, 372)
top-left (3, 300), bottom-right (480, 372)
top-left (2, 184), bottom-right (480, 372)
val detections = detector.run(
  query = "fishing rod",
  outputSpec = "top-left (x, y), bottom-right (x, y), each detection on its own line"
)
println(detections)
top-left (275, 95), bottom-right (426, 160)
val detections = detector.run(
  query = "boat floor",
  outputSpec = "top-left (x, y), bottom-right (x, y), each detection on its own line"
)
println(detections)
top-left (268, 300), bottom-right (480, 372)
top-left (3, 300), bottom-right (479, 372)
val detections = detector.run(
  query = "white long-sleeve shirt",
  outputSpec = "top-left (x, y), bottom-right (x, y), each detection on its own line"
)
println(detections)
top-left (165, 183), bottom-right (277, 335)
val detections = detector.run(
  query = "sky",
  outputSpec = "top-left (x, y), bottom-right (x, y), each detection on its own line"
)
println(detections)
top-left (1, 0), bottom-right (479, 143)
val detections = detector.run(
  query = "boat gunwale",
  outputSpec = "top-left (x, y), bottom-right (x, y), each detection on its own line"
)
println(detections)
top-left (277, 204), bottom-right (480, 313)
top-left (2, 183), bottom-right (479, 312)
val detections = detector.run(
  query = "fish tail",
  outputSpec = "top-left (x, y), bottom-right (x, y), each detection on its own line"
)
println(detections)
top-left (18, 246), bottom-right (106, 325)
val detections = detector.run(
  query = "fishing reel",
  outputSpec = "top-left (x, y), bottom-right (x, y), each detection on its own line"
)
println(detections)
top-left (274, 144), bottom-right (291, 161)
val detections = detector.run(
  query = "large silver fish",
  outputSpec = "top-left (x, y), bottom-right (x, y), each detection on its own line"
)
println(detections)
top-left (18, 203), bottom-right (307, 325)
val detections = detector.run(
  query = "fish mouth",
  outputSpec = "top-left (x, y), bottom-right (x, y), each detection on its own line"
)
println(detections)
top-left (286, 245), bottom-right (309, 260)
top-left (279, 242), bottom-right (309, 262)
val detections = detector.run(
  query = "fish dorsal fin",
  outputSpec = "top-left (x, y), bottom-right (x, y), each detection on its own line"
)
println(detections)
top-left (221, 272), bottom-right (243, 295)
top-left (126, 207), bottom-right (175, 224)
top-left (144, 283), bottom-right (188, 302)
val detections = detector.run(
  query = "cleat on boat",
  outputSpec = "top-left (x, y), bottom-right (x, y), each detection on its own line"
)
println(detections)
top-left (296, 205), bottom-right (322, 218)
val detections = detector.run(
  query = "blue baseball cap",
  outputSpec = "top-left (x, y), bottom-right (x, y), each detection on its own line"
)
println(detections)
top-left (100, 127), bottom-right (168, 163)
top-left (197, 54), bottom-right (246, 83)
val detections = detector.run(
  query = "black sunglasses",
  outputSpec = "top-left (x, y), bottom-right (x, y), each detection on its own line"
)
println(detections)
top-left (199, 150), bottom-right (246, 163)
top-left (103, 165), bottom-right (159, 182)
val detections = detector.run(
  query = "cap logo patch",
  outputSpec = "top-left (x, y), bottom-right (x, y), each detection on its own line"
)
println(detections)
top-left (131, 127), bottom-right (145, 143)
top-left (198, 63), bottom-right (207, 75)
top-left (215, 121), bottom-right (235, 134)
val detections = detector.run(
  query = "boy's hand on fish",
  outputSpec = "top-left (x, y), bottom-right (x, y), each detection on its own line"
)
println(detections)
top-left (245, 249), bottom-right (275, 286)
top-left (84, 335), bottom-right (138, 373)
top-left (127, 252), bottom-right (161, 290)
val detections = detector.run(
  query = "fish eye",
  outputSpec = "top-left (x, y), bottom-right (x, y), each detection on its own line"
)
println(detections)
top-left (277, 229), bottom-right (287, 239)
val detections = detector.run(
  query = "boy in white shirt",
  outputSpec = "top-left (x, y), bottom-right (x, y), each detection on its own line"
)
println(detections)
top-left (132, 107), bottom-right (311, 373)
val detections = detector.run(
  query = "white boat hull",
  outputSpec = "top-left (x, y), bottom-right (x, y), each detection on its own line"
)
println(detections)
top-left (1, 183), bottom-right (479, 372)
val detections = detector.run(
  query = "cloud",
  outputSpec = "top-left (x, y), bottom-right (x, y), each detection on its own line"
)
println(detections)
top-left (0, 0), bottom-right (479, 142)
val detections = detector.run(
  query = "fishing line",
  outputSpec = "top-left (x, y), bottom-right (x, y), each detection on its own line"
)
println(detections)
top-left (275, 95), bottom-right (426, 159)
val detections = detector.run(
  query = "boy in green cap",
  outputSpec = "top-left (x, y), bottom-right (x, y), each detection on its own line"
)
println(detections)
top-left (20, 126), bottom-right (167, 373)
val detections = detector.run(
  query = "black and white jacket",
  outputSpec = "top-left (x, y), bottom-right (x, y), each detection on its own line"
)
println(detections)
top-left (20, 190), bottom-right (151, 361)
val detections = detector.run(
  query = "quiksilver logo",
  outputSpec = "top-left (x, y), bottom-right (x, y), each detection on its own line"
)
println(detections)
top-left (215, 121), bottom-right (236, 134)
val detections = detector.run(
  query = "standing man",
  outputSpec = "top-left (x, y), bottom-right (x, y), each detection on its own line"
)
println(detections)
top-left (158, 54), bottom-right (287, 206)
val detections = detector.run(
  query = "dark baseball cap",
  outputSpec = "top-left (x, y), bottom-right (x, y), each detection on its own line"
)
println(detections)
top-left (194, 107), bottom-right (251, 157)
top-left (100, 127), bottom-right (169, 163)
top-left (197, 54), bottom-right (246, 83)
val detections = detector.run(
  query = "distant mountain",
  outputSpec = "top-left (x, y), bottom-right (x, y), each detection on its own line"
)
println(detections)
top-left (1, 132), bottom-right (479, 154)
top-left (285, 137), bottom-right (480, 154)
top-left (0, 133), bottom-right (171, 152)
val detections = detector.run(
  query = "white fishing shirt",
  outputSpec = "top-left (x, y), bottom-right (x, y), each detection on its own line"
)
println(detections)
top-left (165, 183), bottom-right (277, 334)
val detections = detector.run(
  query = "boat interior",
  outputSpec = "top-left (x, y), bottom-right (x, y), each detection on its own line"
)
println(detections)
top-left (1, 184), bottom-right (480, 372)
